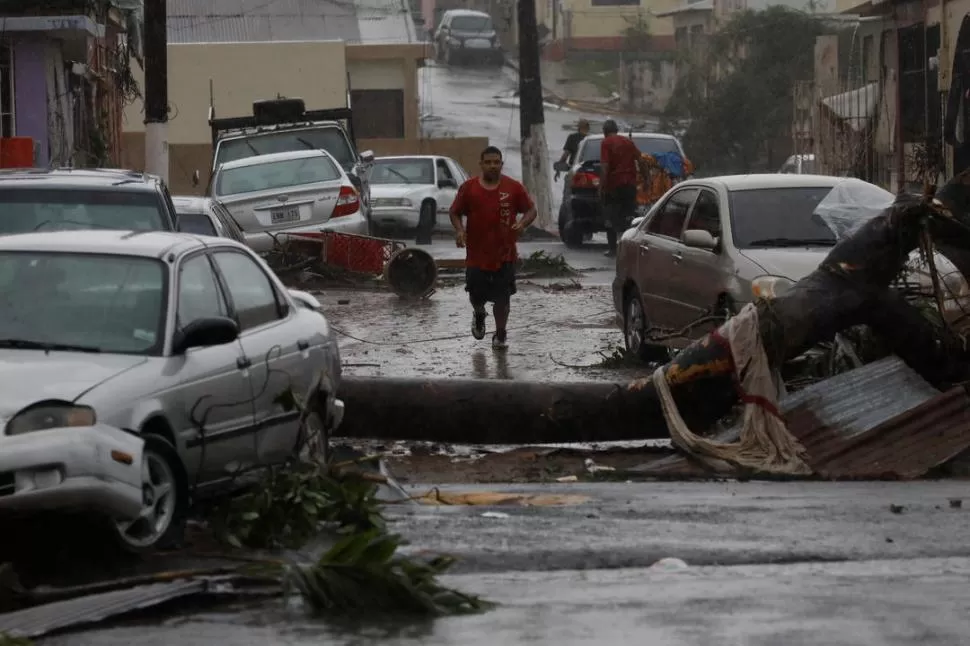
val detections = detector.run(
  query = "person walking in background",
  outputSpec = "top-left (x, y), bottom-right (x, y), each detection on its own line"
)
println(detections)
top-left (450, 146), bottom-right (537, 350)
top-left (555, 119), bottom-right (590, 181)
top-left (599, 119), bottom-right (645, 257)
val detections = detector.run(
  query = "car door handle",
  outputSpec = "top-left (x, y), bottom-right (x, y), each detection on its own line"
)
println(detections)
top-left (297, 339), bottom-right (309, 351)
top-left (672, 251), bottom-right (684, 262)
top-left (638, 244), bottom-right (650, 253)
top-left (237, 356), bottom-right (252, 370)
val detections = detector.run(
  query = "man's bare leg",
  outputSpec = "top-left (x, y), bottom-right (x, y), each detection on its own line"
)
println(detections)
top-left (492, 302), bottom-right (509, 349)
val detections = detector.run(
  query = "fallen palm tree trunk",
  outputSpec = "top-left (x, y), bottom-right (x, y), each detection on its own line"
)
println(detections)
top-left (338, 181), bottom-right (970, 449)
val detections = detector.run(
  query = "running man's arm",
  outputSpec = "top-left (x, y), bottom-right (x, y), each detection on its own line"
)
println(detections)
top-left (511, 183), bottom-right (537, 231)
top-left (450, 182), bottom-right (469, 246)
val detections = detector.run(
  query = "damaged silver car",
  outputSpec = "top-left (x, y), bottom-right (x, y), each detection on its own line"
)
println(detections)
top-left (0, 230), bottom-right (344, 552)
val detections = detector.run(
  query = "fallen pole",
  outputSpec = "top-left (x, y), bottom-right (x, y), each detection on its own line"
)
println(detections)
top-left (335, 339), bottom-right (738, 444)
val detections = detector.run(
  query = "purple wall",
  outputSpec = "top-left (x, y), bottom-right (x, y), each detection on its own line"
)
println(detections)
top-left (13, 39), bottom-right (49, 166)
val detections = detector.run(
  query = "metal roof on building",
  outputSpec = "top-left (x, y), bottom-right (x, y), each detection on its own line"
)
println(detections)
top-left (168, 0), bottom-right (417, 45)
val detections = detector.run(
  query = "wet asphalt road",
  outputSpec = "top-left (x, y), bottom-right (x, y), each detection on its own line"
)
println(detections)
top-left (47, 482), bottom-right (970, 645)
top-left (419, 62), bottom-right (616, 216)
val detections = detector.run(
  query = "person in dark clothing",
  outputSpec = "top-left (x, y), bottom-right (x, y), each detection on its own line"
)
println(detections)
top-left (599, 119), bottom-right (645, 257)
top-left (555, 119), bottom-right (590, 181)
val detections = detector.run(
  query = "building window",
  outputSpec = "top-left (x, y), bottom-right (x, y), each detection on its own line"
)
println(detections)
top-left (0, 44), bottom-right (14, 138)
top-left (590, 0), bottom-right (639, 7)
top-left (350, 89), bottom-right (405, 139)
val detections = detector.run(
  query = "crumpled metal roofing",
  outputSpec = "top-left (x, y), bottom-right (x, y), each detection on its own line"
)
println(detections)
top-left (629, 356), bottom-right (970, 480)
top-left (0, 579), bottom-right (204, 639)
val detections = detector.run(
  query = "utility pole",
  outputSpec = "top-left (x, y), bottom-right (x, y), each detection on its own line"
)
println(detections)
top-left (517, 0), bottom-right (553, 230)
top-left (143, 0), bottom-right (169, 183)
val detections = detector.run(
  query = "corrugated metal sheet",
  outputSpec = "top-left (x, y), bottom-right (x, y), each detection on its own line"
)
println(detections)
top-left (0, 579), bottom-right (204, 639)
top-left (787, 386), bottom-right (970, 479)
top-left (167, 0), bottom-right (416, 45)
top-left (780, 356), bottom-right (940, 441)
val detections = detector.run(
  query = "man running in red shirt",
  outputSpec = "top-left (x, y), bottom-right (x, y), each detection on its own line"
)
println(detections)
top-left (449, 146), bottom-right (537, 349)
top-left (599, 119), bottom-right (645, 257)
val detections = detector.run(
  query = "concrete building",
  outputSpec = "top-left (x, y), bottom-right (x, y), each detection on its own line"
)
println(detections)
top-left (0, 2), bottom-right (137, 167)
top-left (121, 0), bottom-right (433, 193)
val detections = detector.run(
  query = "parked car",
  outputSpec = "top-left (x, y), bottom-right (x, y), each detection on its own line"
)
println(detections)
top-left (435, 9), bottom-right (504, 66)
top-left (368, 155), bottom-right (470, 232)
top-left (613, 174), bottom-right (869, 360)
top-left (0, 230), bottom-right (345, 551)
top-left (556, 132), bottom-right (688, 248)
top-left (172, 196), bottom-right (247, 243)
top-left (778, 154), bottom-right (816, 174)
top-left (0, 168), bottom-right (179, 234)
top-left (203, 98), bottom-right (375, 233)
top-left (209, 149), bottom-right (368, 253)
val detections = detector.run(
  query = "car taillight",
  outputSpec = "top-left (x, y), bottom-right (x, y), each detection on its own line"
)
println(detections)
top-left (572, 171), bottom-right (599, 189)
top-left (332, 185), bottom-right (360, 218)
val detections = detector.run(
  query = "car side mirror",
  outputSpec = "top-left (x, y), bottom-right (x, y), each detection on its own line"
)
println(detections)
top-left (192, 170), bottom-right (200, 187)
top-left (682, 229), bottom-right (717, 250)
top-left (553, 161), bottom-right (569, 173)
top-left (172, 316), bottom-right (239, 354)
top-left (360, 150), bottom-right (375, 164)
top-left (631, 216), bottom-right (645, 229)
top-left (438, 178), bottom-right (458, 189)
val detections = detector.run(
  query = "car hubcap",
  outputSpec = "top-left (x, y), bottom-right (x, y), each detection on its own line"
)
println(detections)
top-left (626, 298), bottom-right (644, 353)
top-left (116, 450), bottom-right (177, 548)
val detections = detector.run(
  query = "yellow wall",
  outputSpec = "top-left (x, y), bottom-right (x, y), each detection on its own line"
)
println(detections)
top-left (123, 41), bottom-right (349, 145)
top-left (347, 58), bottom-right (406, 90)
top-left (563, 0), bottom-right (681, 39)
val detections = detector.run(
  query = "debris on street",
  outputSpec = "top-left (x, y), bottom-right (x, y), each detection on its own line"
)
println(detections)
top-left (408, 489), bottom-right (590, 506)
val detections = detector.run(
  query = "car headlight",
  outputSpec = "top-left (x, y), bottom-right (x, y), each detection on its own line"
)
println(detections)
top-left (6, 403), bottom-right (97, 436)
top-left (751, 275), bottom-right (795, 300)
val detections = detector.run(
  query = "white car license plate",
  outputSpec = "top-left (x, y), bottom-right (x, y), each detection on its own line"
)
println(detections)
top-left (271, 206), bottom-right (301, 224)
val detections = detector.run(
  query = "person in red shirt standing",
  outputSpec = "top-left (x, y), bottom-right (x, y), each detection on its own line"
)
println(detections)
top-left (449, 146), bottom-right (537, 349)
top-left (599, 119), bottom-right (646, 257)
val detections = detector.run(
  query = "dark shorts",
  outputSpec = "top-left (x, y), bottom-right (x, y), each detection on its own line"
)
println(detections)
top-left (602, 184), bottom-right (638, 230)
top-left (466, 262), bottom-right (517, 305)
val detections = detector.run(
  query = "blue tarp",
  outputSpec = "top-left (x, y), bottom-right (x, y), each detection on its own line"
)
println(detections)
top-left (652, 151), bottom-right (686, 178)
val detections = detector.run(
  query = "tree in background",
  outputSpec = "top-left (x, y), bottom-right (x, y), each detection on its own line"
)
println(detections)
top-left (662, 7), bottom-right (831, 175)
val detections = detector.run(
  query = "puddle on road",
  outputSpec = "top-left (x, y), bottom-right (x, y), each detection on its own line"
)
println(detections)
top-left (318, 285), bottom-right (642, 382)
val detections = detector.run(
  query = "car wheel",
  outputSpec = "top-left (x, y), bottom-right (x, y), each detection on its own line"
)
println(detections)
top-left (624, 289), bottom-right (670, 363)
top-left (112, 434), bottom-right (188, 553)
top-left (416, 199), bottom-right (436, 242)
top-left (559, 209), bottom-right (584, 248)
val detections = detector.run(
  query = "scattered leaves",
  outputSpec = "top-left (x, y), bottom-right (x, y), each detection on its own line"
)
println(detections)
top-left (288, 530), bottom-right (492, 617)
top-left (215, 463), bottom-right (385, 550)
top-left (595, 345), bottom-right (645, 368)
top-left (519, 251), bottom-right (578, 277)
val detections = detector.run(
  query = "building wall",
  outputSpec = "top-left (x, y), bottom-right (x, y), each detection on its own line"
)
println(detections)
top-left (123, 41), bottom-right (349, 145)
top-left (12, 38), bottom-right (47, 165)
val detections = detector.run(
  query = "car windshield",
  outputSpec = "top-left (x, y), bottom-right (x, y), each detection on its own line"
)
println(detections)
top-left (0, 251), bottom-right (166, 355)
top-left (215, 128), bottom-right (355, 170)
top-left (728, 186), bottom-right (840, 249)
top-left (215, 156), bottom-right (341, 197)
top-left (579, 136), bottom-right (682, 162)
top-left (0, 189), bottom-right (166, 234)
top-left (177, 212), bottom-right (217, 236)
top-left (451, 15), bottom-right (492, 30)
top-left (370, 159), bottom-right (435, 185)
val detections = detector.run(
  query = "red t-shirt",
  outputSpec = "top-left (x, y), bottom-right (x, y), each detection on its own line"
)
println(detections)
top-left (601, 135), bottom-right (640, 191)
top-left (450, 175), bottom-right (534, 271)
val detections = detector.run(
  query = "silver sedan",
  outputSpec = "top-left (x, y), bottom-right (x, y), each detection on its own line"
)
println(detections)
top-left (209, 149), bottom-right (369, 254)
top-left (0, 230), bottom-right (344, 551)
